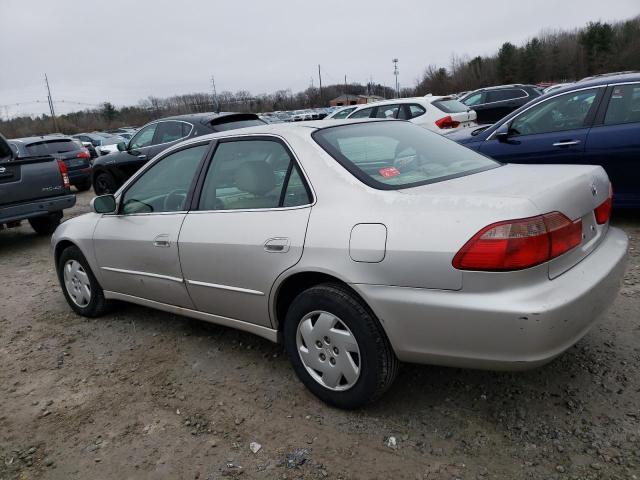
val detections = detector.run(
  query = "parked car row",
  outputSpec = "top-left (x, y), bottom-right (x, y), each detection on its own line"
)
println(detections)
top-left (259, 107), bottom-right (337, 123)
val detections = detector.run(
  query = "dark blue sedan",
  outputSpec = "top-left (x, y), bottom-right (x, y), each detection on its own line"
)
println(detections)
top-left (448, 72), bottom-right (640, 208)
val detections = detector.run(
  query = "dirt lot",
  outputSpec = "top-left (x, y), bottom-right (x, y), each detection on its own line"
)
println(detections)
top-left (1, 190), bottom-right (639, 480)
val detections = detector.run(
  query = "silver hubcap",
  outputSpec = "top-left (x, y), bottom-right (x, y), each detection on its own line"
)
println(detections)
top-left (296, 311), bottom-right (361, 391)
top-left (63, 260), bottom-right (91, 307)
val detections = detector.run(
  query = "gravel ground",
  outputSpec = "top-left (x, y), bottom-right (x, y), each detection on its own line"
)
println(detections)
top-left (1, 190), bottom-right (639, 480)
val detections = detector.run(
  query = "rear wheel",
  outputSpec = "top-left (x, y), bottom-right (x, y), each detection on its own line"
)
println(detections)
top-left (28, 212), bottom-right (62, 235)
top-left (283, 284), bottom-right (398, 409)
top-left (74, 178), bottom-right (92, 192)
top-left (57, 245), bottom-right (112, 317)
top-left (93, 171), bottom-right (118, 195)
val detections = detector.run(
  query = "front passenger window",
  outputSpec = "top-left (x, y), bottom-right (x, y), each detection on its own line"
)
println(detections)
top-left (130, 124), bottom-right (158, 149)
top-left (121, 144), bottom-right (208, 214)
top-left (509, 89), bottom-right (599, 136)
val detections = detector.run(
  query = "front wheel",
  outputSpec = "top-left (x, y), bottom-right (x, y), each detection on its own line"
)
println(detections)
top-left (57, 245), bottom-right (112, 317)
top-left (283, 284), bottom-right (398, 409)
top-left (93, 171), bottom-right (118, 195)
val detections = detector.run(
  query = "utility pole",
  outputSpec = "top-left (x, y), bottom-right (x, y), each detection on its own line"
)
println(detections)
top-left (44, 73), bottom-right (58, 132)
top-left (392, 58), bottom-right (399, 98)
top-left (344, 75), bottom-right (347, 96)
top-left (210, 75), bottom-right (219, 112)
top-left (318, 64), bottom-right (323, 105)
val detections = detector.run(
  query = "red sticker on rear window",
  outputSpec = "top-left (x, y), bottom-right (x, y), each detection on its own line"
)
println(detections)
top-left (379, 167), bottom-right (400, 178)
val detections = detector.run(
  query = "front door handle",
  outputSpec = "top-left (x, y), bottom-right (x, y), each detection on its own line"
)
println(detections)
top-left (138, 154), bottom-right (147, 160)
top-left (552, 140), bottom-right (581, 147)
top-left (264, 237), bottom-right (290, 253)
top-left (153, 234), bottom-right (170, 248)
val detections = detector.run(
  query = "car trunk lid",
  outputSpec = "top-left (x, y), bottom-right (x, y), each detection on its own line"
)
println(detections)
top-left (400, 163), bottom-right (611, 278)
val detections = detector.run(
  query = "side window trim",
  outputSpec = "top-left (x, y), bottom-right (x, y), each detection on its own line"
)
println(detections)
top-left (116, 140), bottom-right (213, 216)
top-left (190, 135), bottom-right (314, 212)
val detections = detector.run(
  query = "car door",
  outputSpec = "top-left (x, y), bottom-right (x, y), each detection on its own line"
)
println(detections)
top-left (93, 142), bottom-right (210, 307)
top-left (145, 120), bottom-right (193, 160)
top-left (179, 137), bottom-right (313, 327)
top-left (584, 82), bottom-right (640, 207)
top-left (478, 87), bottom-right (604, 165)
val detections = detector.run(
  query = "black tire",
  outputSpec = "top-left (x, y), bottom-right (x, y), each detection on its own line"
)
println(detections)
top-left (74, 178), bottom-right (92, 192)
top-left (28, 212), bottom-right (62, 235)
top-left (283, 283), bottom-right (399, 409)
top-left (93, 171), bottom-right (118, 195)
top-left (57, 245), bottom-right (112, 318)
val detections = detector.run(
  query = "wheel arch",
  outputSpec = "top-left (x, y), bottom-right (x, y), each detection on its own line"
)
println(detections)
top-left (271, 270), bottom-right (378, 336)
top-left (54, 239), bottom-right (78, 267)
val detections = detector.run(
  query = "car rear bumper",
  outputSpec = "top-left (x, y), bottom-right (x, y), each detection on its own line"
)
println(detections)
top-left (0, 194), bottom-right (76, 224)
top-left (353, 227), bottom-right (628, 370)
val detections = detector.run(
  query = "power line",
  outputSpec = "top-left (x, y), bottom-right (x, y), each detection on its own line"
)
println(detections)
top-left (44, 73), bottom-right (58, 131)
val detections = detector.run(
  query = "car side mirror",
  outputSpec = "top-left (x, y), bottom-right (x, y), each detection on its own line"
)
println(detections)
top-left (91, 194), bottom-right (117, 214)
top-left (117, 142), bottom-right (127, 152)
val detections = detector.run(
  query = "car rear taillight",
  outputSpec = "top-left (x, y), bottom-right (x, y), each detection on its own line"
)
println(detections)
top-left (435, 115), bottom-right (460, 129)
top-left (452, 212), bottom-right (582, 271)
top-left (57, 160), bottom-right (70, 189)
top-left (77, 149), bottom-right (91, 159)
top-left (594, 183), bottom-right (613, 225)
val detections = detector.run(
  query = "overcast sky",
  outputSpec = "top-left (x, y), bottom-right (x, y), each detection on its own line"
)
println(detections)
top-left (1, 0), bottom-right (638, 117)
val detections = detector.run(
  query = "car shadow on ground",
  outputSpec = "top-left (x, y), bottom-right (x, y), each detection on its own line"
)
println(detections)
top-left (0, 228), bottom-right (52, 255)
top-left (102, 300), bottom-right (605, 422)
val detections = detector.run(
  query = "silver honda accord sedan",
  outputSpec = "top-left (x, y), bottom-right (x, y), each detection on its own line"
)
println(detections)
top-left (52, 119), bottom-right (628, 409)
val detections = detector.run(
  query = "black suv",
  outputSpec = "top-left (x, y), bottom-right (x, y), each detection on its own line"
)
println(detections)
top-left (458, 84), bottom-right (542, 124)
top-left (91, 112), bottom-right (265, 195)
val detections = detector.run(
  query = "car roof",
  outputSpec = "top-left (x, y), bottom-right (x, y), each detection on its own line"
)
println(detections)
top-left (540, 72), bottom-right (640, 97)
top-left (470, 84), bottom-right (537, 92)
top-left (157, 111), bottom-right (261, 126)
top-left (170, 118), bottom-right (394, 145)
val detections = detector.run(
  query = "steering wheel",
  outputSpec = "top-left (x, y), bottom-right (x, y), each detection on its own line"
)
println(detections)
top-left (163, 189), bottom-right (188, 212)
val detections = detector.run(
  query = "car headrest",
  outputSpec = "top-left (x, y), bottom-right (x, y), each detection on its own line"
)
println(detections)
top-left (234, 161), bottom-right (276, 196)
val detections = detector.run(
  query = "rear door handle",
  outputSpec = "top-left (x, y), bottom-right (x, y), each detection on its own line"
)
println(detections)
top-left (264, 237), bottom-right (290, 253)
top-left (153, 234), bottom-right (170, 248)
top-left (552, 140), bottom-right (581, 147)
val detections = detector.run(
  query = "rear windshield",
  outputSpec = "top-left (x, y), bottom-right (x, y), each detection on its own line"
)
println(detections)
top-left (25, 139), bottom-right (77, 156)
top-left (432, 98), bottom-right (469, 114)
top-left (312, 121), bottom-right (499, 190)
top-left (211, 118), bottom-right (265, 132)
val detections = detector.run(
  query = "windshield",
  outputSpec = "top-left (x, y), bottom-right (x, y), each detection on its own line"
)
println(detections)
top-left (312, 121), bottom-right (499, 190)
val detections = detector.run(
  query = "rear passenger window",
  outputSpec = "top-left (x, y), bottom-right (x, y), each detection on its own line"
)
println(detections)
top-left (198, 140), bottom-right (310, 211)
top-left (374, 105), bottom-right (400, 119)
top-left (486, 89), bottom-right (527, 102)
top-left (604, 84), bottom-right (640, 125)
top-left (154, 121), bottom-right (187, 144)
top-left (408, 104), bottom-right (426, 118)
top-left (349, 107), bottom-right (374, 119)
